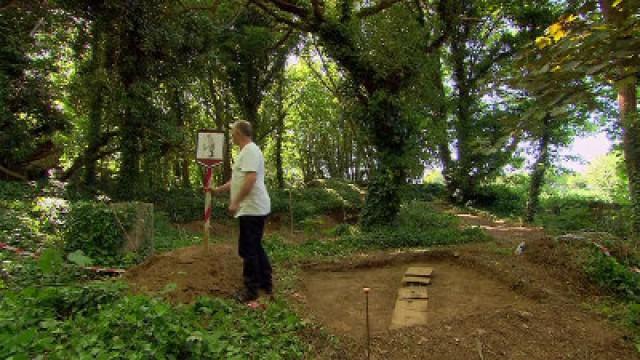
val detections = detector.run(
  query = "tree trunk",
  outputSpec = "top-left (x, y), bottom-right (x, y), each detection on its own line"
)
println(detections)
top-left (275, 115), bottom-right (285, 189)
top-left (432, 51), bottom-right (456, 195)
top-left (84, 85), bottom-right (104, 188)
top-left (599, 0), bottom-right (640, 235)
top-left (360, 96), bottom-right (407, 228)
top-left (450, 20), bottom-right (475, 202)
top-left (274, 77), bottom-right (286, 189)
top-left (525, 117), bottom-right (552, 223)
top-left (84, 23), bottom-right (104, 189)
top-left (117, 14), bottom-right (145, 200)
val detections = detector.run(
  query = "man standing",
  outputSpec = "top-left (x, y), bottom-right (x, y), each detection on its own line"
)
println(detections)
top-left (214, 120), bottom-right (272, 303)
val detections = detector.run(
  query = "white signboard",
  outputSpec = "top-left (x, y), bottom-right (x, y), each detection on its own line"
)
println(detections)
top-left (196, 130), bottom-right (225, 165)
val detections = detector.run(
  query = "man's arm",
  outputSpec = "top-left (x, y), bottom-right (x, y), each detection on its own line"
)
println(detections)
top-left (214, 181), bottom-right (231, 194)
top-left (228, 172), bottom-right (257, 214)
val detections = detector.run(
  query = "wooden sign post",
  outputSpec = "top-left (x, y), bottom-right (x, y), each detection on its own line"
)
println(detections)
top-left (196, 130), bottom-right (225, 250)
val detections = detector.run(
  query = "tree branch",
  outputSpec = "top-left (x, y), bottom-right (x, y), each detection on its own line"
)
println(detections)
top-left (356, 0), bottom-right (404, 18)
top-left (0, 0), bottom-right (18, 11)
top-left (60, 131), bottom-right (118, 181)
top-left (251, 0), bottom-right (308, 30)
top-left (311, 0), bottom-right (324, 20)
top-left (260, 0), bottom-right (309, 18)
top-left (0, 164), bottom-right (27, 181)
top-left (302, 55), bottom-right (339, 97)
top-left (176, 0), bottom-right (221, 14)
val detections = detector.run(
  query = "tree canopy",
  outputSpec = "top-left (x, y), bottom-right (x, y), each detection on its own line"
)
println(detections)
top-left (1, 0), bottom-right (638, 231)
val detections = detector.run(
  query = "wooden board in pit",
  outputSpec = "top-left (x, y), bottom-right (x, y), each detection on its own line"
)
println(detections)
top-left (405, 267), bottom-right (433, 277)
top-left (402, 275), bottom-right (432, 286)
top-left (390, 299), bottom-right (429, 329)
top-left (398, 287), bottom-right (429, 300)
top-left (390, 266), bottom-right (435, 329)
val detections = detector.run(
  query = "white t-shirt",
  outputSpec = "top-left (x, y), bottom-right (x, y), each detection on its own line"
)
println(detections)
top-left (230, 142), bottom-right (271, 217)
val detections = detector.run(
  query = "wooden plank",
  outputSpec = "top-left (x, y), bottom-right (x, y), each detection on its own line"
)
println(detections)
top-left (401, 299), bottom-right (429, 312)
top-left (390, 299), bottom-right (429, 329)
top-left (402, 276), bottom-right (432, 286)
top-left (398, 287), bottom-right (429, 300)
top-left (405, 267), bottom-right (433, 277)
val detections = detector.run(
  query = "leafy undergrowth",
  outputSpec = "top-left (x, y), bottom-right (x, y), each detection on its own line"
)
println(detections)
top-left (146, 179), bottom-right (363, 225)
top-left (0, 181), bottom-right (61, 251)
top-left (582, 243), bottom-right (640, 351)
top-left (466, 182), bottom-right (631, 238)
top-left (266, 201), bottom-right (488, 264)
top-left (0, 281), bottom-right (308, 359)
top-left (153, 211), bottom-right (205, 252)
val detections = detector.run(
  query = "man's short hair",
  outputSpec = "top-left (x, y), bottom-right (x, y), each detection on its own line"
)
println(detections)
top-left (232, 120), bottom-right (253, 138)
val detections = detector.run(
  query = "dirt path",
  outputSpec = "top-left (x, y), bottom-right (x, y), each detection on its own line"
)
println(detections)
top-left (442, 205), bottom-right (547, 245)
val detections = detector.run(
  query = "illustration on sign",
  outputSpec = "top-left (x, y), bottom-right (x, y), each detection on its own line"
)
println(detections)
top-left (196, 131), bottom-right (224, 162)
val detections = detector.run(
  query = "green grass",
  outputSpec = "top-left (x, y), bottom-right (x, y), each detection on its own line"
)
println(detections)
top-left (153, 211), bottom-right (204, 252)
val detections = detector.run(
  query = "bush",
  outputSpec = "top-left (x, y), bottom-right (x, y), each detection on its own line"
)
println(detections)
top-left (0, 181), bottom-right (59, 251)
top-left (400, 183), bottom-right (447, 202)
top-left (143, 187), bottom-right (230, 224)
top-left (537, 196), bottom-right (630, 237)
top-left (271, 180), bottom-right (364, 223)
top-left (359, 201), bottom-right (487, 248)
top-left (264, 201), bottom-right (488, 264)
top-left (584, 248), bottom-right (640, 302)
top-left (63, 202), bottom-right (136, 265)
top-left (471, 183), bottom-right (527, 217)
top-left (144, 180), bottom-right (363, 225)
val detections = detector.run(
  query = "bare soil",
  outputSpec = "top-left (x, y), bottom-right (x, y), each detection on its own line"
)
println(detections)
top-left (124, 243), bottom-right (243, 303)
top-left (300, 260), bottom-right (534, 336)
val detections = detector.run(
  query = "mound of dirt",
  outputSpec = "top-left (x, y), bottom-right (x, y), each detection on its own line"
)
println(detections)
top-left (124, 243), bottom-right (243, 303)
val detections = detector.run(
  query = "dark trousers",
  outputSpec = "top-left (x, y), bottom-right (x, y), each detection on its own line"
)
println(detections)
top-left (238, 215), bottom-right (272, 295)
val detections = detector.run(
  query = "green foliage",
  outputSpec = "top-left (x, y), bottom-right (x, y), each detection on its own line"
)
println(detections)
top-left (0, 281), bottom-right (125, 358)
top-left (144, 180), bottom-right (362, 227)
top-left (585, 248), bottom-right (640, 302)
top-left (0, 181), bottom-right (64, 251)
top-left (271, 180), bottom-right (363, 224)
top-left (67, 250), bottom-right (94, 267)
top-left (63, 202), bottom-right (135, 266)
top-left (266, 201), bottom-right (487, 263)
top-left (326, 223), bottom-right (358, 237)
top-left (37, 248), bottom-right (65, 274)
top-left (361, 169), bottom-right (403, 228)
top-left (537, 197), bottom-right (631, 237)
top-left (0, 282), bottom-right (307, 359)
top-left (265, 234), bottom-right (361, 264)
top-left (153, 211), bottom-right (203, 252)
top-left (145, 187), bottom-right (215, 224)
top-left (360, 201), bottom-right (488, 249)
top-left (401, 183), bottom-right (448, 203)
top-left (583, 151), bottom-right (629, 203)
top-left (472, 183), bottom-right (528, 218)
top-left (0, 5), bottom-right (68, 177)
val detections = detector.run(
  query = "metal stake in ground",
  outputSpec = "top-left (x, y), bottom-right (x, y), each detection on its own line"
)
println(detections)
top-left (364, 287), bottom-right (371, 360)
